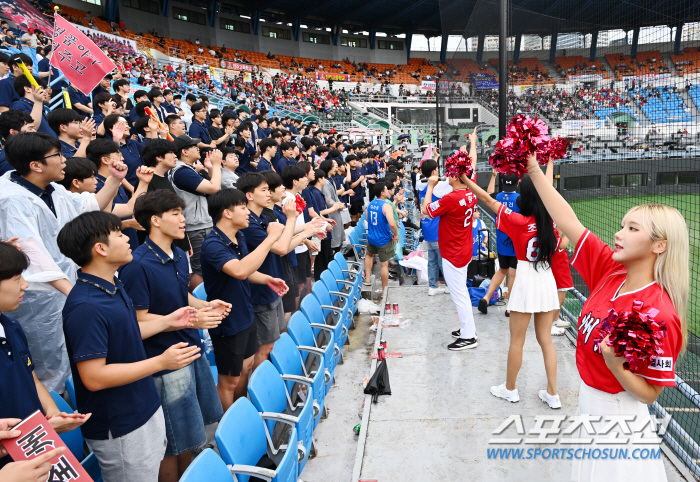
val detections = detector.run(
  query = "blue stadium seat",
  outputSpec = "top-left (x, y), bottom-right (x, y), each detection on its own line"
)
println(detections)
top-left (286, 311), bottom-right (337, 394)
top-left (65, 376), bottom-right (77, 409)
top-left (248, 361), bottom-right (315, 473)
top-left (347, 231), bottom-right (366, 262)
top-left (49, 391), bottom-right (85, 462)
top-left (301, 293), bottom-right (346, 362)
top-left (215, 398), bottom-right (299, 482)
top-left (81, 453), bottom-right (103, 482)
top-left (329, 260), bottom-right (361, 311)
top-left (319, 270), bottom-right (354, 323)
top-left (191, 283), bottom-right (206, 301)
top-left (270, 333), bottom-right (328, 429)
top-left (179, 448), bottom-right (236, 482)
top-left (312, 282), bottom-right (350, 339)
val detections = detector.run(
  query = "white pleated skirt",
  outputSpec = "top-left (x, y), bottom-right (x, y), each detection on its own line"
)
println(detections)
top-left (507, 260), bottom-right (560, 313)
top-left (571, 382), bottom-right (668, 481)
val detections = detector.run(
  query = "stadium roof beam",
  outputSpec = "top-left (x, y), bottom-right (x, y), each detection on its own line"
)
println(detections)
top-left (410, 0), bottom-right (462, 34)
top-left (333, 0), bottom-right (388, 27)
top-left (541, 0), bottom-right (569, 18)
top-left (294, 0), bottom-right (346, 23)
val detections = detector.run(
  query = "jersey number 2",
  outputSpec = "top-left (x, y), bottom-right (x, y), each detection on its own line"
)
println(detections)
top-left (462, 208), bottom-right (473, 228)
top-left (526, 237), bottom-right (540, 262)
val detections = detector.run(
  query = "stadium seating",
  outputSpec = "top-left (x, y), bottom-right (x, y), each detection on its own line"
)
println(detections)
top-left (214, 397), bottom-right (300, 482)
top-left (247, 360), bottom-right (315, 473)
top-left (287, 311), bottom-right (338, 393)
top-left (301, 294), bottom-right (346, 364)
top-left (49, 391), bottom-right (86, 462)
top-left (270, 332), bottom-right (328, 429)
top-left (179, 449), bottom-right (233, 482)
top-left (554, 56), bottom-right (608, 80)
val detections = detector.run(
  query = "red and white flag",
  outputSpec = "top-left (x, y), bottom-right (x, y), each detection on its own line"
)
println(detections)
top-left (50, 14), bottom-right (117, 95)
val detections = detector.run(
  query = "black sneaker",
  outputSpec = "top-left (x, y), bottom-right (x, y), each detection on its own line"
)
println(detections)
top-left (448, 337), bottom-right (478, 350)
top-left (451, 330), bottom-right (478, 340)
top-left (478, 298), bottom-right (488, 314)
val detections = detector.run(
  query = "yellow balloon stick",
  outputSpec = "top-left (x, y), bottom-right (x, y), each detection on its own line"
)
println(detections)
top-left (17, 61), bottom-right (39, 89)
top-left (63, 89), bottom-right (72, 109)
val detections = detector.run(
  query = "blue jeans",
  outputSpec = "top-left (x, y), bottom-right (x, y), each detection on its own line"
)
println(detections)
top-left (426, 241), bottom-right (444, 289)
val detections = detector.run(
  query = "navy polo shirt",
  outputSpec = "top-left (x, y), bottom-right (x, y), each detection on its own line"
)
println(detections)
top-left (235, 142), bottom-right (256, 175)
top-left (62, 272), bottom-right (161, 440)
top-left (256, 156), bottom-right (272, 172)
top-left (119, 239), bottom-right (200, 377)
top-left (11, 98), bottom-right (56, 138)
top-left (129, 108), bottom-right (140, 125)
top-left (38, 58), bottom-right (61, 81)
top-left (272, 205), bottom-right (297, 267)
top-left (241, 210), bottom-right (285, 306)
top-left (277, 156), bottom-right (297, 172)
top-left (0, 149), bottom-right (12, 175)
top-left (68, 86), bottom-right (91, 112)
top-left (60, 139), bottom-right (78, 158)
top-left (163, 102), bottom-right (177, 114)
top-left (189, 120), bottom-right (210, 144)
top-left (200, 227), bottom-right (253, 336)
top-left (120, 139), bottom-right (144, 186)
top-left (301, 187), bottom-right (319, 223)
top-left (271, 150), bottom-right (282, 173)
top-left (172, 165), bottom-right (205, 194)
top-left (365, 159), bottom-right (378, 177)
top-left (9, 172), bottom-right (56, 216)
top-left (93, 110), bottom-right (106, 128)
top-left (0, 75), bottom-right (18, 108)
top-left (0, 314), bottom-right (43, 421)
top-left (310, 186), bottom-right (332, 241)
top-left (95, 173), bottom-right (138, 250)
top-left (350, 168), bottom-right (365, 200)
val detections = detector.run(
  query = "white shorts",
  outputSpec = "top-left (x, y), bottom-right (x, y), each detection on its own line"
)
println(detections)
top-left (507, 260), bottom-right (559, 313)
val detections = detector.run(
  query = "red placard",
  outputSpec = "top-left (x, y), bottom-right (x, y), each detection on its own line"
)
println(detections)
top-left (1, 410), bottom-right (93, 481)
top-left (50, 14), bottom-right (117, 96)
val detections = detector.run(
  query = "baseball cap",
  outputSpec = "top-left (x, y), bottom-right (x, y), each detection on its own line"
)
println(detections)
top-left (173, 135), bottom-right (200, 151)
top-left (502, 174), bottom-right (519, 186)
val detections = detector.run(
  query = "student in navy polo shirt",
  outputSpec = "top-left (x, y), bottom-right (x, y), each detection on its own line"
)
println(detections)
top-left (48, 108), bottom-right (95, 159)
top-left (120, 191), bottom-right (229, 482)
top-left (238, 172), bottom-right (299, 369)
top-left (188, 102), bottom-right (215, 150)
top-left (92, 92), bottom-right (116, 130)
top-left (11, 75), bottom-right (54, 138)
top-left (0, 54), bottom-right (33, 113)
top-left (148, 88), bottom-right (168, 124)
top-left (86, 138), bottom-right (153, 251)
top-left (58, 211), bottom-right (202, 482)
top-left (103, 114), bottom-right (145, 187)
top-left (235, 122), bottom-right (258, 174)
top-left (165, 114), bottom-right (187, 138)
top-left (256, 138), bottom-right (277, 172)
top-left (0, 110), bottom-right (36, 175)
top-left (162, 89), bottom-right (178, 115)
top-left (129, 90), bottom-right (149, 126)
top-left (200, 189), bottom-right (287, 411)
top-left (276, 141), bottom-right (297, 172)
top-left (347, 154), bottom-right (366, 223)
top-left (0, 242), bottom-right (90, 473)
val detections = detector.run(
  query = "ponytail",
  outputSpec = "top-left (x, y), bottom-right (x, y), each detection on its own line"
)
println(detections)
top-left (518, 175), bottom-right (557, 271)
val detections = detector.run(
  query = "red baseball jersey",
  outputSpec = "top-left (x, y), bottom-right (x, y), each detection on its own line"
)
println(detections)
top-left (571, 230), bottom-right (682, 394)
top-left (552, 238), bottom-right (574, 290)
top-left (496, 205), bottom-right (546, 262)
top-left (426, 188), bottom-right (477, 268)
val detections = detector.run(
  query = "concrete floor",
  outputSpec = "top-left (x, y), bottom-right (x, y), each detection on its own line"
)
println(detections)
top-left (301, 284), bottom-right (689, 482)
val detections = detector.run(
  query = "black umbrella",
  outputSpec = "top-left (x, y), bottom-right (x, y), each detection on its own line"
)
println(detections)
top-left (448, 134), bottom-right (460, 142)
top-left (364, 359), bottom-right (391, 403)
top-left (397, 133), bottom-right (410, 140)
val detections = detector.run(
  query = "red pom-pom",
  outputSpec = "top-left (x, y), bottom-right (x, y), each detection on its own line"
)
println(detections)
top-left (594, 300), bottom-right (667, 371)
top-left (489, 115), bottom-right (550, 178)
top-left (537, 136), bottom-right (568, 164)
top-left (444, 149), bottom-right (474, 179)
top-left (295, 193), bottom-right (306, 215)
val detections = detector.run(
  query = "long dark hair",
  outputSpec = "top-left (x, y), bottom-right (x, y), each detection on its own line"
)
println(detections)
top-left (518, 175), bottom-right (556, 271)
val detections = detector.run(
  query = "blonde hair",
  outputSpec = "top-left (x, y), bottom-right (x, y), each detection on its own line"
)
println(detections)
top-left (625, 204), bottom-right (689, 351)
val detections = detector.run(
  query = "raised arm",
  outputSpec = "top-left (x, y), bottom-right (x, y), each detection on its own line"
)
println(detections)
top-left (222, 222), bottom-right (285, 279)
top-left (486, 169), bottom-right (497, 194)
top-left (526, 153), bottom-right (586, 246)
top-left (460, 174), bottom-right (501, 214)
top-left (467, 126), bottom-right (478, 172)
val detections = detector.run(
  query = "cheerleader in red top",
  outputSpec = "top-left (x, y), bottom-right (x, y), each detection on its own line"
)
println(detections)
top-left (462, 160), bottom-right (562, 409)
top-left (551, 228), bottom-right (574, 336)
top-left (524, 153), bottom-right (688, 481)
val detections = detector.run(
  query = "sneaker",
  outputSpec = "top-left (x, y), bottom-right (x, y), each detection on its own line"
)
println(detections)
top-left (478, 298), bottom-right (488, 314)
top-left (428, 287), bottom-right (445, 296)
top-left (551, 326), bottom-right (566, 336)
top-left (451, 330), bottom-right (478, 340)
top-left (490, 383), bottom-right (520, 403)
top-left (448, 337), bottom-right (478, 350)
top-left (362, 279), bottom-right (372, 286)
top-left (443, 285), bottom-right (450, 294)
top-left (539, 390), bottom-right (562, 409)
top-left (554, 319), bottom-right (569, 328)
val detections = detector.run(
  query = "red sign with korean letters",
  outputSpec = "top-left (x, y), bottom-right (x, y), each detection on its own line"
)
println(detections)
top-left (50, 14), bottom-right (117, 96)
top-left (1, 410), bottom-right (93, 481)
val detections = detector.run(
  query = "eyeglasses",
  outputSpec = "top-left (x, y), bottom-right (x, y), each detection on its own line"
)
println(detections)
top-left (36, 151), bottom-right (64, 162)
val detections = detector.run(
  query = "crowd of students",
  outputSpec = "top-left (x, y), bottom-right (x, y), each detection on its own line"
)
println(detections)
top-left (0, 41), bottom-right (424, 479)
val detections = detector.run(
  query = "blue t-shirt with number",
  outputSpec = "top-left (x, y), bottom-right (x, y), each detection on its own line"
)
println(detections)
top-left (495, 191), bottom-right (520, 257)
top-left (367, 199), bottom-right (392, 247)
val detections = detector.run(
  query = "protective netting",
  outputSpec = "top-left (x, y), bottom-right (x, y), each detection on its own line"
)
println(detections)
top-left (436, 0), bottom-right (700, 476)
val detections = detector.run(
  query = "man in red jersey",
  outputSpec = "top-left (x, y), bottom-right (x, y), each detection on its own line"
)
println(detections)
top-left (421, 141), bottom-right (479, 351)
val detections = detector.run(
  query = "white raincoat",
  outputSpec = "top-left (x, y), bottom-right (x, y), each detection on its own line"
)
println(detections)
top-left (0, 172), bottom-right (99, 393)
